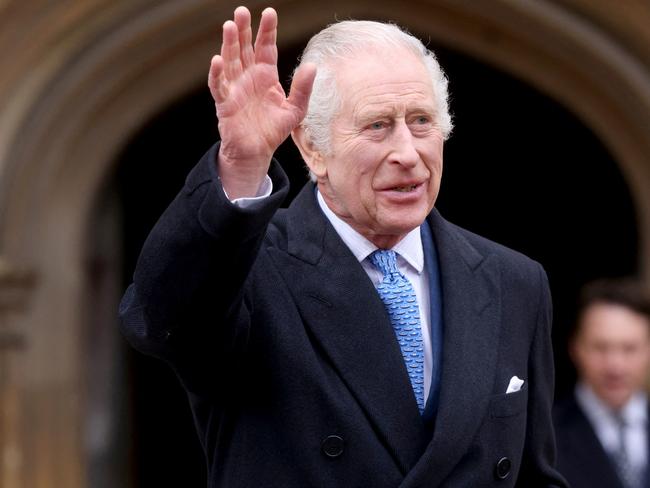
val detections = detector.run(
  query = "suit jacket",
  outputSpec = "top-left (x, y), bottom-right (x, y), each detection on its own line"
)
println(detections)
top-left (554, 393), bottom-right (650, 488)
top-left (120, 143), bottom-right (567, 487)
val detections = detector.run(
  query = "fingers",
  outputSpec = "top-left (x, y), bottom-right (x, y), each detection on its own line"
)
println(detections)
top-left (208, 55), bottom-right (227, 104)
top-left (221, 20), bottom-right (243, 79)
top-left (234, 6), bottom-right (254, 69)
top-left (217, 6), bottom-right (274, 80)
top-left (209, 7), bottom-right (281, 107)
top-left (254, 7), bottom-right (278, 66)
top-left (288, 63), bottom-right (317, 117)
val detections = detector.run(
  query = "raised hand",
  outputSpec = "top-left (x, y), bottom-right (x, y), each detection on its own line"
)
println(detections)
top-left (208, 6), bottom-right (316, 199)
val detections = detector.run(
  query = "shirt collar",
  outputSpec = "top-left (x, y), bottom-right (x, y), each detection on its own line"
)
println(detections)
top-left (576, 382), bottom-right (648, 426)
top-left (623, 391), bottom-right (648, 425)
top-left (316, 189), bottom-right (424, 274)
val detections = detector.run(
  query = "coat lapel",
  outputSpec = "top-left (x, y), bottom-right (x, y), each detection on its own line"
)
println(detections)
top-left (565, 398), bottom-right (625, 488)
top-left (403, 210), bottom-right (502, 486)
top-left (267, 184), bottom-right (429, 474)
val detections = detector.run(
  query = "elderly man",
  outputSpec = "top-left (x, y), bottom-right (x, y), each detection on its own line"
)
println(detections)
top-left (120, 6), bottom-right (566, 487)
top-left (554, 280), bottom-right (650, 488)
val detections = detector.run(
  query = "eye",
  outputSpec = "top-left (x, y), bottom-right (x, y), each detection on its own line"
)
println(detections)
top-left (369, 121), bottom-right (386, 130)
top-left (413, 115), bottom-right (431, 125)
top-left (622, 343), bottom-right (640, 355)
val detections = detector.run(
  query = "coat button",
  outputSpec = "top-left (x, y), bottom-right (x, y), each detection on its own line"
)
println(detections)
top-left (495, 457), bottom-right (512, 480)
top-left (321, 435), bottom-right (344, 458)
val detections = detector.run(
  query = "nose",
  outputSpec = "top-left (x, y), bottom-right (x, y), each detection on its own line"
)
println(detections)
top-left (602, 347), bottom-right (628, 374)
top-left (390, 120), bottom-right (419, 168)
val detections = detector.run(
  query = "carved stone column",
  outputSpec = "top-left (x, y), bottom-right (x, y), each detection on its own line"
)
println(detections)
top-left (0, 258), bottom-right (35, 488)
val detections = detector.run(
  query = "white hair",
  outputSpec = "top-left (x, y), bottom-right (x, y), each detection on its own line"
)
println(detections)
top-left (294, 20), bottom-right (453, 179)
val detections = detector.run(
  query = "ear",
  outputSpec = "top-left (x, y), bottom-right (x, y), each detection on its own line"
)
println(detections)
top-left (291, 126), bottom-right (327, 179)
top-left (568, 333), bottom-right (581, 365)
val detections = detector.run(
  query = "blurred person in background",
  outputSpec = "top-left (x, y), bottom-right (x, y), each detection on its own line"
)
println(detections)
top-left (554, 279), bottom-right (650, 488)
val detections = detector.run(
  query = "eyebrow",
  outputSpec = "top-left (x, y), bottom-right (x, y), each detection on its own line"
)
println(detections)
top-left (355, 105), bottom-right (437, 125)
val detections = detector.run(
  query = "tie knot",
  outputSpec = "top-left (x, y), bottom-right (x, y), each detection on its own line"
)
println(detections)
top-left (370, 249), bottom-right (399, 278)
top-left (613, 411), bottom-right (628, 429)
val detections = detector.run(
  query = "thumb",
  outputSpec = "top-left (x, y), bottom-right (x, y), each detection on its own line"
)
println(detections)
top-left (287, 63), bottom-right (317, 119)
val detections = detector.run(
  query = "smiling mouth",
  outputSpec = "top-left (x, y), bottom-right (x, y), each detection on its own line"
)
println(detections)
top-left (391, 184), bottom-right (419, 192)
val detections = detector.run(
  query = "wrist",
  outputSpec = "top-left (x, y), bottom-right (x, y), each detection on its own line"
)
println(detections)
top-left (217, 149), bottom-right (271, 200)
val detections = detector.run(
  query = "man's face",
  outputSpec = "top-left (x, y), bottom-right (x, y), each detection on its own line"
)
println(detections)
top-left (572, 302), bottom-right (650, 410)
top-left (315, 48), bottom-right (444, 248)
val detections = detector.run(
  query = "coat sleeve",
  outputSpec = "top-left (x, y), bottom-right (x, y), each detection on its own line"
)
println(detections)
top-left (118, 142), bottom-right (290, 393)
top-left (516, 265), bottom-right (569, 488)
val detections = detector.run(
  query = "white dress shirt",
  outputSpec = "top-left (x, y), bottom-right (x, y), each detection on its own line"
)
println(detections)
top-left (575, 382), bottom-right (648, 473)
top-left (225, 175), bottom-right (434, 401)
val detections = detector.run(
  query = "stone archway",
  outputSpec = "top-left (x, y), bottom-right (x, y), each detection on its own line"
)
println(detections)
top-left (1, 1), bottom-right (649, 486)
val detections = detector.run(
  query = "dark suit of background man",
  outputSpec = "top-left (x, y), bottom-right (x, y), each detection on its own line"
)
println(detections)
top-left (554, 279), bottom-right (650, 488)
top-left (119, 5), bottom-right (567, 487)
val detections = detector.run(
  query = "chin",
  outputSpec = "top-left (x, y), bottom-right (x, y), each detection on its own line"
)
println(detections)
top-left (393, 213), bottom-right (429, 231)
top-left (377, 220), bottom-right (425, 240)
top-left (601, 390), bottom-right (633, 410)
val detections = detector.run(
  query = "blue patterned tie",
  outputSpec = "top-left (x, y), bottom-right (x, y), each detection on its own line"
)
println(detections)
top-left (369, 249), bottom-right (425, 413)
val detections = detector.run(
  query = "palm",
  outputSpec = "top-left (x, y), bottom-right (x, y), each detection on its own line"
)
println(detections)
top-left (217, 63), bottom-right (302, 163)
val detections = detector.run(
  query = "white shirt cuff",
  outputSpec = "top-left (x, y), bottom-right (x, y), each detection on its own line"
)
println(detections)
top-left (222, 175), bottom-right (273, 207)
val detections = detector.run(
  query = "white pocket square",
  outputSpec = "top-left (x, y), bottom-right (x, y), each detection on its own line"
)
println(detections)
top-left (506, 376), bottom-right (525, 394)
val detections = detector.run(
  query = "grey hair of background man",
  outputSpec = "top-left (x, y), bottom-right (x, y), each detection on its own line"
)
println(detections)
top-left (293, 20), bottom-right (453, 181)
